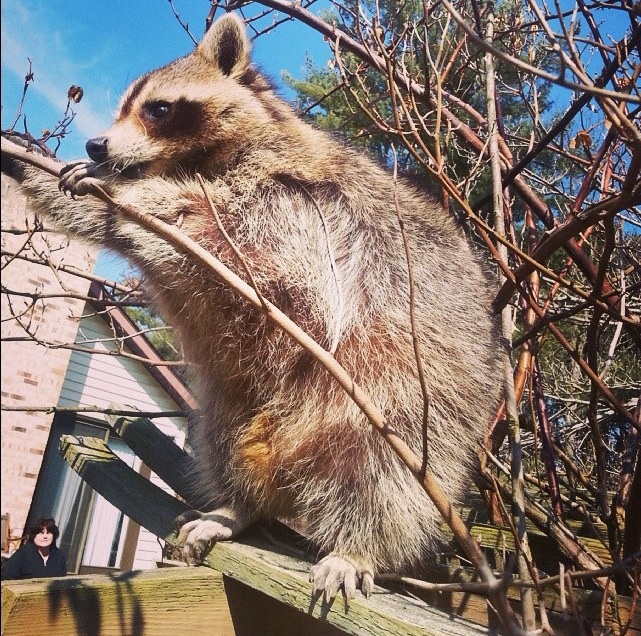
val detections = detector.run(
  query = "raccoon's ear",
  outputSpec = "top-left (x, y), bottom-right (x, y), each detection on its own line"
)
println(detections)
top-left (198, 13), bottom-right (250, 77)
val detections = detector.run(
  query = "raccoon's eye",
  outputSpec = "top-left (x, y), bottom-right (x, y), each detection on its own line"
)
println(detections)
top-left (144, 101), bottom-right (171, 121)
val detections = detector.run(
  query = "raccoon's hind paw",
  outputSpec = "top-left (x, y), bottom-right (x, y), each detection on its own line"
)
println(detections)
top-left (310, 553), bottom-right (375, 602)
top-left (175, 506), bottom-right (253, 564)
top-left (59, 160), bottom-right (105, 198)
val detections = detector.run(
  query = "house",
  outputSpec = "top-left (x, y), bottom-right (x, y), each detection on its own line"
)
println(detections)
top-left (1, 173), bottom-right (196, 573)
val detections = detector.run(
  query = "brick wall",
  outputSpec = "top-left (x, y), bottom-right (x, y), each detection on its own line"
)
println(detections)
top-left (1, 174), bottom-right (98, 539)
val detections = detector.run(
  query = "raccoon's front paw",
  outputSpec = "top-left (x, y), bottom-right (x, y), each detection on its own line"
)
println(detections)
top-left (59, 160), bottom-right (105, 198)
top-left (310, 553), bottom-right (375, 601)
top-left (175, 507), bottom-right (252, 564)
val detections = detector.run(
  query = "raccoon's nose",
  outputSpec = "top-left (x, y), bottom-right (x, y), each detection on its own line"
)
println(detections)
top-left (86, 137), bottom-right (109, 163)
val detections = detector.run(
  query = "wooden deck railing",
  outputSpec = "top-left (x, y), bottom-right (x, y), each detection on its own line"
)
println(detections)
top-left (2, 417), bottom-right (638, 635)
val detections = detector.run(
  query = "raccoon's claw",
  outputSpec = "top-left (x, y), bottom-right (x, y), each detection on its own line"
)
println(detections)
top-left (175, 507), bottom-right (253, 564)
top-left (59, 160), bottom-right (103, 198)
top-left (310, 553), bottom-right (375, 602)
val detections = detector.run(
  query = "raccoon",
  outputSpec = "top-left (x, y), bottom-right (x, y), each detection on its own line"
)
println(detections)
top-left (2, 13), bottom-right (501, 600)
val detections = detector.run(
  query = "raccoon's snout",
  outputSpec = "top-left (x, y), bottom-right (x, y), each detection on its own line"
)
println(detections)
top-left (86, 137), bottom-right (109, 163)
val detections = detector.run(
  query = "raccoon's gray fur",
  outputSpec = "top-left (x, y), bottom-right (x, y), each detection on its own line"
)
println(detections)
top-left (2, 13), bottom-right (501, 599)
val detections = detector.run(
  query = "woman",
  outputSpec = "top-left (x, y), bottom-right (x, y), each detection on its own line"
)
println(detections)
top-left (1, 517), bottom-right (67, 580)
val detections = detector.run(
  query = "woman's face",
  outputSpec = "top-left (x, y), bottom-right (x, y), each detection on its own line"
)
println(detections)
top-left (33, 527), bottom-right (54, 548)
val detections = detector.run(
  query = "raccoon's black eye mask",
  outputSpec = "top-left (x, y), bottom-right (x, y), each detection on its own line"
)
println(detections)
top-left (143, 101), bottom-right (172, 121)
top-left (138, 98), bottom-right (203, 140)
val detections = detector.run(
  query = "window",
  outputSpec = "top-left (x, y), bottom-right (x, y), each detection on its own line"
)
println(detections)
top-left (27, 413), bottom-right (138, 573)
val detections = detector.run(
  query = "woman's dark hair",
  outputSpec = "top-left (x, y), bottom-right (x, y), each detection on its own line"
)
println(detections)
top-left (27, 517), bottom-right (59, 545)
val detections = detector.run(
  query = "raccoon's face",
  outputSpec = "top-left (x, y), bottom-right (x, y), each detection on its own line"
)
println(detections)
top-left (86, 14), bottom-right (275, 177)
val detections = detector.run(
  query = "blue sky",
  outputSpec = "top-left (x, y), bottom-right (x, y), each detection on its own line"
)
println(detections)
top-left (1, 1), bottom-right (331, 280)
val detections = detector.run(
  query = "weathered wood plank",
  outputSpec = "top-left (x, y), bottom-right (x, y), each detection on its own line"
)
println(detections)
top-left (56, 435), bottom-right (492, 636)
top-left (1, 567), bottom-right (348, 636)
top-left (58, 434), bottom-right (191, 538)
top-left (109, 416), bottom-right (211, 509)
top-left (207, 531), bottom-right (493, 636)
top-left (2, 567), bottom-right (235, 636)
top-left (467, 522), bottom-right (612, 567)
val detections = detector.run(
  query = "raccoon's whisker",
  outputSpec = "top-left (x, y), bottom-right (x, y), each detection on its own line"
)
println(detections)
top-left (136, 114), bottom-right (149, 137)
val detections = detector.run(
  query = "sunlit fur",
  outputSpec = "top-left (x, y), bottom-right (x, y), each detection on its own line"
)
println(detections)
top-left (7, 14), bottom-right (502, 582)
